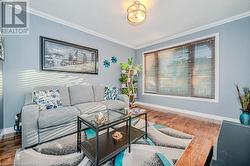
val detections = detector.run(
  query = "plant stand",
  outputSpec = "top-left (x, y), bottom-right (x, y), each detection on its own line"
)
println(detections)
top-left (119, 58), bottom-right (141, 106)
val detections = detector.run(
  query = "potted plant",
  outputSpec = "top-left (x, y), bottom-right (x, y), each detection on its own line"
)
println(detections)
top-left (236, 85), bottom-right (250, 125)
top-left (119, 58), bottom-right (142, 106)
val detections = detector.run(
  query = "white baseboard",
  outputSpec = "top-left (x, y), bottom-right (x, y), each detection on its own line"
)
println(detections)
top-left (136, 101), bottom-right (239, 123)
top-left (0, 127), bottom-right (15, 138)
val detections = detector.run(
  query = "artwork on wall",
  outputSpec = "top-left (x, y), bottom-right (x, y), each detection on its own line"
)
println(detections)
top-left (40, 36), bottom-right (98, 74)
top-left (111, 56), bottom-right (118, 64)
top-left (103, 59), bottom-right (110, 68)
top-left (103, 56), bottom-right (118, 68)
top-left (0, 35), bottom-right (4, 61)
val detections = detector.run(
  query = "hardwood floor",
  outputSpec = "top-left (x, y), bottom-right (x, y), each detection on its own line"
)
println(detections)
top-left (0, 133), bottom-right (21, 166)
top-left (145, 110), bottom-right (220, 166)
top-left (0, 109), bottom-right (220, 166)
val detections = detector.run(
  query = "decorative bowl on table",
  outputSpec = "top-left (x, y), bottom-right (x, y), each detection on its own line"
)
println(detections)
top-left (112, 131), bottom-right (123, 141)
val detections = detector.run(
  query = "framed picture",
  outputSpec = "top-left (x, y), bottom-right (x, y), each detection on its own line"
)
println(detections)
top-left (40, 36), bottom-right (98, 74)
top-left (0, 35), bottom-right (4, 61)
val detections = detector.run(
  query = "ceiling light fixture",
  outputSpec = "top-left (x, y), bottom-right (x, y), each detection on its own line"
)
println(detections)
top-left (127, 1), bottom-right (146, 25)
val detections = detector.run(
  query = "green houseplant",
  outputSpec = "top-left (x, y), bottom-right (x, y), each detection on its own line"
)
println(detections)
top-left (236, 85), bottom-right (250, 125)
top-left (119, 58), bottom-right (142, 106)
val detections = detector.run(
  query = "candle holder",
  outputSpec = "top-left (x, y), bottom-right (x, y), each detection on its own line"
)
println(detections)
top-left (95, 112), bottom-right (107, 125)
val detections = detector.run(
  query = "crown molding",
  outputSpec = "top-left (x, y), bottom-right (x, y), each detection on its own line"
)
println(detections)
top-left (27, 7), bottom-right (136, 49)
top-left (135, 10), bottom-right (250, 49)
top-left (26, 7), bottom-right (249, 50)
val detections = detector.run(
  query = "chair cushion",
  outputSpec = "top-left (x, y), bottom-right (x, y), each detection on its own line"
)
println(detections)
top-left (93, 85), bottom-right (105, 102)
top-left (38, 107), bottom-right (80, 129)
top-left (104, 100), bottom-right (126, 110)
top-left (74, 102), bottom-right (106, 115)
top-left (69, 85), bottom-right (94, 105)
top-left (34, 86), bottom-right (70, 106)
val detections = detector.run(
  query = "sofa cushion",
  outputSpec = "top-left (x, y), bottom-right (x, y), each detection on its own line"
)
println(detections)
top-left (104, 100), bottom-right (126, 110)
top-left (74, 102), bottom-right (106, 115)
top-left (38, 121), bottom-right (78, 143)
top-left (34, 86), bottom-right (70, 106)
top-left (93, 85), bottom-right (105, 102)
top-left (38, 107), bottom-right (80, 129)
top-left (69, 85), bottom-right (94, 105)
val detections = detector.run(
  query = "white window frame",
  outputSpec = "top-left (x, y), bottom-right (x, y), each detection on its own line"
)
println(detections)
top-left (142, 33), bottom-right (219, 103)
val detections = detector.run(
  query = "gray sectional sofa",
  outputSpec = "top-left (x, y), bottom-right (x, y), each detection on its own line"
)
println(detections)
top-left (21, 84), bottom-right (129, 148)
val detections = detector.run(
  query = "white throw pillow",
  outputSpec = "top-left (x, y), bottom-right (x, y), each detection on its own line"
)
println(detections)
top-left (33, 89), bottom-right (63, 110)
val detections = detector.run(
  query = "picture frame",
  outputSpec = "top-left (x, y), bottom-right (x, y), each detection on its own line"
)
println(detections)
top-left (40, 36), bottom-right (98, 74)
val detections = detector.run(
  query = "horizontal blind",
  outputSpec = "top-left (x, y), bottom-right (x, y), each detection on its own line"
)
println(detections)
top-left (192, 39), bottom-right (215, 98)
top-left (158, 46), bottom-right (190, 96)
top-left (144, 37), bottom-right (215, 99)
top-left (144, 53), bottom-right (157, 93)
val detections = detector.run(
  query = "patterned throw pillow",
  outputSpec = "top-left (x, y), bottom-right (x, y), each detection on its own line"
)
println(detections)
top-left (104, 87), bottom-right (119, 100)
top-left (33, 89), bottom-right (63, 110)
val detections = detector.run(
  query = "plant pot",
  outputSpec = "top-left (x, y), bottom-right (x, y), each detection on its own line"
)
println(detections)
top-left (239, 110), bottom-right (250, 125)
top-left (129, 94), bottom-right (136, 103)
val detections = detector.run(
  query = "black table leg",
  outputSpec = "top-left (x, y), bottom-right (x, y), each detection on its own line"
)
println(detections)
top-left (77, 118), bottom-right (78, 152)
top-left (77, 118), bottom-right (81, 153)
top-left (95, 130), bottom-right (99, 166)
top-left (128, 117), bottom-right (131, 153)
top-left (145, 113), bottom-right (148, 139)
top-left (80, 119), bottom-right (82, 146)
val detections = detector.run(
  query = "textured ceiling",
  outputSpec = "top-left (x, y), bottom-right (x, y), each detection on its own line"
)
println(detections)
top-left (30, 0), bottom-right (250, 48)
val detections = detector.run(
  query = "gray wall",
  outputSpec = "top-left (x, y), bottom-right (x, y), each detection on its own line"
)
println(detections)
top-left (0, 7), bottom-right (3, 131)
top-left (135, 17), bottom-right (250, 119)
top-left (0, 61), bottom-right (3, 130)
top-left (3, 14), bottom-right (135, 128)
top-left (2, 12), bottom-right (249, 128)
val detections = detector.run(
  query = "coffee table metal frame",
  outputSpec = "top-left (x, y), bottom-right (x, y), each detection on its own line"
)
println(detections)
top-left (77, 109), bottom-right (147, 166)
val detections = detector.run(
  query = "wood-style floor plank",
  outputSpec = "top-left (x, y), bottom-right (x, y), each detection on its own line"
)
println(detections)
top-left (139, 108), bottom-right (220, 166)
top-left (0, 109), bottom-right (220, 166)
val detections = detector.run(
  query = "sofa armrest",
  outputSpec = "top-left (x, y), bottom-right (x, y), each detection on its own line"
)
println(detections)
top-left (118, 94), bottom-right (129, 108)
top-left (22, 103), bottom-right (39, 148)
top-left (24, 93), bottom-right (35, 106)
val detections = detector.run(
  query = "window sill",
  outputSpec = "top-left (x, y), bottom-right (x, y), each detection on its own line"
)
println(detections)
top-left (142, 92), bottom-right (219, 103)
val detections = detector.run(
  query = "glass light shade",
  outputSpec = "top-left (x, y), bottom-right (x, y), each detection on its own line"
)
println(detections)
top-left (127, 1), bottom-right (146, 25)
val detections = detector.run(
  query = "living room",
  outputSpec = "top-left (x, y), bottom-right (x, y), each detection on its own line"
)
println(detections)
top-left (0, 0), bottom-right (250, 166)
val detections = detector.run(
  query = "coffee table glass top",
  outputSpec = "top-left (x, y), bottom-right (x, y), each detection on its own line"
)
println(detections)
top-left (77, 108), bottom-right (147, 165)
top-left (79, 109), bottom-right (129, 129)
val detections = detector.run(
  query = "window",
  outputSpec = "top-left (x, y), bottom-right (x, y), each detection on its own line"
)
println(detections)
top-left (144, 36), bottom-right (216, 99)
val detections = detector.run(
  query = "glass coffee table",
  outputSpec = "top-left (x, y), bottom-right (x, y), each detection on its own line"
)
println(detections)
top-left (77, 109), bottom-right (147, 166)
